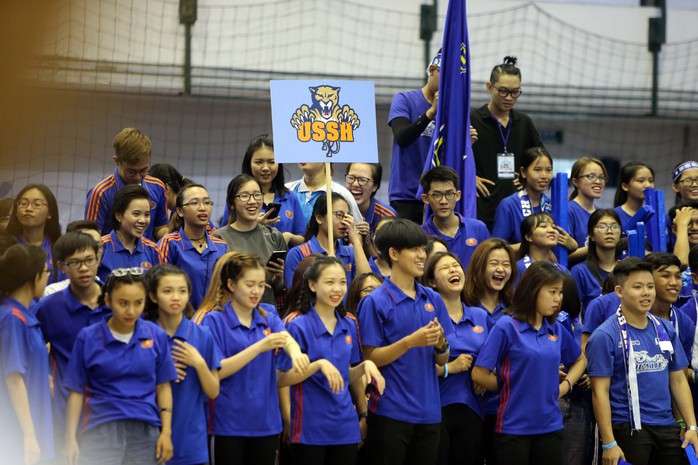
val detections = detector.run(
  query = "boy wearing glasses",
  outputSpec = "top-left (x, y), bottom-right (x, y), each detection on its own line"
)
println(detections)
top-left (420, 166), bottom-right (489, 269)
top-left (85, 128), bottom-right (169, 241)
top-left (35, 231), bottom-right (109, 441)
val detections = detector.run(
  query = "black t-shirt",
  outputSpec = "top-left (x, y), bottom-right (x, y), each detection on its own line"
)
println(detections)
top-left (470, 104), bottom-right (544, 230)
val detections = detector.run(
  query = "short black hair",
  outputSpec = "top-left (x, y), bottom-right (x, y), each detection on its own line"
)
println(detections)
top-left (111, 185), bottom-right (150, 231)
top-left (374, 218), bottom-right (427, 267)
top-left (644, 252), bottom-right (681, 273)
top-left (613, 257), bottom-right (653, 286)
top-left (690, 244), bottom-right (698, 274)
top-left (420, 166), bottom-right (459, 193)
top-left (668, 199), bottom-right (698, 223)
top-left (66, 220), bottom-right (100, 234)
top-left (53, 231), bottom-right (99, 263)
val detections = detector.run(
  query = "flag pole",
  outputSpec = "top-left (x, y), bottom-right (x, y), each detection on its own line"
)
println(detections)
top-left (325, 162), bottom-right (335, 256)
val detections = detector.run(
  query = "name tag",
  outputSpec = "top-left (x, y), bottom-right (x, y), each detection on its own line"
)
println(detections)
top-left (497, 153), bottom-right (515, 179)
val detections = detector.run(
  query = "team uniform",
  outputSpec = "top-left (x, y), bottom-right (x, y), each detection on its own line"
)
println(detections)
top-left (358, 279), bottom-right (455, 465)
top-left (0, 297), bottom-right (54, 464)
top-left (582, 292), bottom-right (621, 333)
top-left (586, 312), bottom-right (687, 465)
top-left (278, 307), bottom-right (362, 465)
top-left (470, 105), bottom-right (543, 231)
top-left (201, 303), bottom-right (285, 465)
top-left (570, 262), bottom-right (610, 312)
top-left (474, 315), bottom-right (581, 465)
top-left (421, 214), bottom-right (490, 268)
top-left (220, 190), bottom-right (306, 236)
top-left (437, 305), bottom-right (493, 465)
top-left (34, 288), bottom-right (109, 434)
top-left (364, 197), bottom-right (397, 234)
top-left (678, 294), bottom-right (698, 409)
top-left (163, 317), bottom-right (221, 465)
top-left (284, 236), bottom-right (356, 289)
top-left (85, 168), bottom-right (169, 240)
top-left (63, 318), bottom-right (178, 464)
top-left (515, 257), bottom-right (570, 286)
top-left (285, 179), bottom-right (362, 225)
top-left (157, 228), bottom-right (228, 310)
top-left (16, 235), bottom-right (61, 285)
top-left (492, 191), bottom-right (552, 244)
top-left (99, 231), bottom-right (160, 282)
top-left (567, 201), bottom-right (593, 248)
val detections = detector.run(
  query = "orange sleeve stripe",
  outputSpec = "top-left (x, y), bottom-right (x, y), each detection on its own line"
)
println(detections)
top-left (144, 175), bottom-right (166, 190)
top-left (374, 204), bottom-right (396, 217)
top-left (11, 308), bottom-right (28, 325)
top-left (86, 177), bottom-right (116, 221)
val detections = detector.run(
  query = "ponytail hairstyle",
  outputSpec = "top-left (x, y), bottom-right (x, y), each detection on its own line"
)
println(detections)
top-left (173, 183), bottom-right (208, 231)
top-left (508, 261), bottom-right (566, 325)
top-left (518, 212), bottom-right (557, 260)
top-left (569, 157), bottom-right (608, 201)
top-left (198, 251), bottom-right (237, 314)
top-left (98, 267), bottom-right (147, 306)
top-left (0, 244), bottom-right (47, 296)
top-left (225, 174), bottom-right (262, 224)
top-left (144, 264), bottom-right (194, 321)
top-left (489, 56), bottom-right (521, 84)
top-left (220, 252), bottom-right (268, 317)
top-left (613, 162), bottom-right (655, 207)
top-left (6, 184), bottom-right (61, 245)
top-left (149, 163), bottom-right (190, 197)
top-left (110, 184), bottom-right (150, 232)
top-left (304, 192), bottom-right (348, 242)
top-left (241, 134), bottom-right (289, 196)
top-left (586, 209), bottom-right (622, 288)
top-left (293, 256), bottom-right (347, 318)
top-left (463, 238), bottom-right (516, 308)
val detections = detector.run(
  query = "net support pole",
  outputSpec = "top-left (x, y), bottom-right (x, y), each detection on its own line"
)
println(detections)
top-left (325, 162), bottom-right (335, 256)
top-left (179, 0), bottom-right (197, 96)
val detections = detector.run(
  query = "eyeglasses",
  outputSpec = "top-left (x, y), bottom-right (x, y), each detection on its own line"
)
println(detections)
top-left (677, 177), bottom-right (698, 188)
top-left (493, 85), bottom-right (522, 98)
top-left (182, 199), bottom-right (214, 208)
top-left (111, 267), bottom-right (145, 277)
top-left (428, 191), bottom-right (457, 201)
top-left (360, 286), bottom-right (376, 296)
top-left (595, 224), bottom-right (621, 233)
top-left (345, 175), bottom-right (373, 186)
top-left (17, 198), bottom-right (48, 209)
top-left (62, 256), bottom-right (98, 270)
top-left (122, 167), bottom-right (149, 178)
top-left (234, 192), bottom-right (263, 202)
top-left (578, 173), bottom-right (608, 183)
top-left (332, 211), bottom-right (348, 220)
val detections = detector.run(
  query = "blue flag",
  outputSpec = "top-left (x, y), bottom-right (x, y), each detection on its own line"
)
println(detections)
top-left (419, 0), bottom-right (476, 218)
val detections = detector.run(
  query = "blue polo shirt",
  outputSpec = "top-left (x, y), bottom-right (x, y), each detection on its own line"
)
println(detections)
top-left (651, 308), bottom-right (693, 367)
top-left (421, 214), bottom-right (490, 268)
top-left (587, 315), bottom-right (687, 426)
top-left (16, 235), bottom-right (61, 285)
top-left (64, 319), bottom-right (177, 431)
top-left (164, 318), bottom-right (221, 465)
top-left (34, 288), bottom-right (109, 430)
top-left (364, 197), bottom-right (397, 234)
top-left (157, 228), bottom-right (228, 310)
top-left (85, 168), bottom-right (169, 240)
top-left (678, 295), bottom-right (698, 409)
top-left (475, 301), bottom-right (506, 323)
top-left (582, 293), bottom-right (621, 335)
top-left (475, 315), bottom-right (581, 435)
top-left (99, 231), bottom-right (160, 282)
top-left (284, 236), bottom-right (356, 289)
top-left (567, 200), bottom-right (593, 248)
top-left (357, 279), bottom-right (455, 424)
top-left (571, 262), bottom-right (610, 312)
top-left (220, 190), bottom-right (306, 236)
top-left (202, 303), bottom-right (285, 436)
top-left (440, 305), bottom-right (493, 417)
top-left (278, 307), bottom-right (362, 445)
top-left (515, 258), bottom-right (570, 286)
top-left (388, 89), bottom-right (433, 202)
top-left (492, 191), bottom-right (552, 244)
top-left (0, 298), bottom-right (54, 463)
top-left (368, 256), bottom-right (389, 280)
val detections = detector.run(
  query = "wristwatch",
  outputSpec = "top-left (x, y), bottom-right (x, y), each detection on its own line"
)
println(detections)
top-left (434, 340), bottom-right (450, 355)
top-left (688, 425), bottom-right (698, 432)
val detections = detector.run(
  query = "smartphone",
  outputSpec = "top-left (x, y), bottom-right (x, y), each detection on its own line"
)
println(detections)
top-left (267, 250), bottom-right (287, 266)
top-left (266, 203), bottom-right (282, 220)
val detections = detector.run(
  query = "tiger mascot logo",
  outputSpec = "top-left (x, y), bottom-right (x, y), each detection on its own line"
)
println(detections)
top-left (290, 85), bottom-right (361, 157)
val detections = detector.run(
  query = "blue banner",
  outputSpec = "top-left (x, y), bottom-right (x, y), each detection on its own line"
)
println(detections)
top-left (419, 0), bottom-right (476, 218)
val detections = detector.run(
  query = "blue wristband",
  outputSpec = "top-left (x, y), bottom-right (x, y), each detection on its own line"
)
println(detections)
top-left (601, 441), bottom-right (617, 451)
top-left (443, 363), bottom-right (449, 379)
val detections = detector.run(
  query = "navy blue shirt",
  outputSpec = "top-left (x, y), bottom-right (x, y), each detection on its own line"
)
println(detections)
top-left (492, 191), bottom-right (552, 244)
top-left (284, 236), bottom-right (356, 289)
top-left (421, 214), bottom-right (490, 269)
top-left (583, 293), bottom-right (621, 335)
top-left (567, 200), bottom-right (593, 248)
top-left (358, 279), bottom-right (454, 424)
top-left (99, 231), bottom-right (160, 282)
top-left (571, 262), bottom-right (610, 312)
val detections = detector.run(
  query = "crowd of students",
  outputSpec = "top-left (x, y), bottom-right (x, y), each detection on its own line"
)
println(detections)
top-left (2, 55), bottom-right (698, 465)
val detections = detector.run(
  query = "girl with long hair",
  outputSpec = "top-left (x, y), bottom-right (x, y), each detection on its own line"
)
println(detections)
top-left (613, 162), bottom-right (655, 234)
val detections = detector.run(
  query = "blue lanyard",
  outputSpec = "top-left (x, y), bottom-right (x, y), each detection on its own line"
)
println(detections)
top-left (489, 111), bottom-right (512, 152)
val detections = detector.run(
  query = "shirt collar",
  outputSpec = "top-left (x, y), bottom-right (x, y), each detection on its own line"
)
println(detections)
top-left (224, 302), bottom-right (267, 330)
top-left (307, 305), bottom-right (348, 338)
top-left (178, 227), bottom-right (216, 254)
top-left (382, 278), bottom-right (428, 304)
top-left (512, 316), bottom-right (554, 334)
top-left (109, 230), bottom-right (144, 253)
top-left (172, 317), bottom-right (192, 341)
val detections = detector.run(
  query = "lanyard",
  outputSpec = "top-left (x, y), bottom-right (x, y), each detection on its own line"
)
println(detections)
top-left (518, 190), bottom-right (552, 218)
top-left (490, 111), bottom-right (512, 152)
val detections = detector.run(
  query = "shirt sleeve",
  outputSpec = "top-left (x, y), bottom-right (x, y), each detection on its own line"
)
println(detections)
top-left (63, 331), bottom-right (88, 393)
top-left (474, 320), bottom-right (511, 372)
top-left (349, 317), bottom-right (363, 365)
top-left (200, 326), bottom-right (222, 371)
top-left (586, 328), bottom-right (616, 377)
top-left (155, 330), bottom-right (178, 384)
top-left (357, 295), bottom-right (386, 348)
top-left (559, 323), bottom-right (582, 367)
top-left (153, 188), bottom-right (169, 228)
top-left (85, 187), bottom-right (109, 235)
top-left (267, 312), bottom-right (286, 334)
top-left (0, 314), bottom-right (29, 378)
top-left (667, 322), bottom-right (689, 371)
top-left (288, 194), bottom-right (306, 236)
top-left (284, 246), bottom-right (303, 289)
top-left (201, 314), bottom-right (227, 358)
top-left (277, 319), bottom-right (305, 372)
top-left (492, 199), bottom-right (515, 243)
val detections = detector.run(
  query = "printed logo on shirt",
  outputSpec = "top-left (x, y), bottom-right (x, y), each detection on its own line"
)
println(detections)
top-left (346, 264), bottom-right (352, 272)
top-left (465, 238), bottom-right (478, 247)
top-left (424, 303), bottom-right (435, 312)
top-left (634, 350), bottom-right (669, 373)
top-left (547, 334), bottom-right (559, 342)
top-left (141, 339), bottom-right (154, 349)
top-left (141, 261), bottom-right (152, 270)
top-left (422, 120), bottom-right (436, 138)
top-left (264, 328), bottom-right (272, 337)
top-left (472, 325), bottom-right (484, 333)
top-left (150, 200), bottom-right (156, 210)
top-left (345, 335), bottom-right (353, 345)
top-left (285, 210), bottom-right (293, 219)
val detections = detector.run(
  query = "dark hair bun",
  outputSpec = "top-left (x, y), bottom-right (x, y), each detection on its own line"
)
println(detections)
top-left (503, 56), bottom-right (518, 66)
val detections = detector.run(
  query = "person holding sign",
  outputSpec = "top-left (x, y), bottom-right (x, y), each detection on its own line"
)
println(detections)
top-left (586, 257), bottom-right (698, 465)
top-left (471, 57), bottom-right (544, 231)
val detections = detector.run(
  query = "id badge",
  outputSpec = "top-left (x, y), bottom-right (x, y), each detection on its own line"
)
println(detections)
top-left (658, 340), bottom-right (674, 354)
top-left (497, 153), bottom-right (515, 179)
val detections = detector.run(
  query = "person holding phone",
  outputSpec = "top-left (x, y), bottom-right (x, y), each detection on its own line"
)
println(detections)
top-left (213, 174), bottom-right (287, 305)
